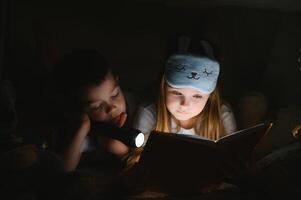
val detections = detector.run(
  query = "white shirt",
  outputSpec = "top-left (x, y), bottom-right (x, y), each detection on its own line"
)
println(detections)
top-left (133, 103), bottom-right (237, 143)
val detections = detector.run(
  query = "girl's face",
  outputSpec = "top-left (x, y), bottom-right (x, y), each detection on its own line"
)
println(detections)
top-left (165, 83), bottom-right (209, 122)
top-left (82, 72), bottom-right (126, 124)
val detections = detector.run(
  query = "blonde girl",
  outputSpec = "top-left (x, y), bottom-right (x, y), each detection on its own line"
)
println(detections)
top-left (134, 52), bottom-right (236, 143)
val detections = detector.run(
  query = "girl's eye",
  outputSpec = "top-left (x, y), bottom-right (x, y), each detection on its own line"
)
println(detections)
top-left (193, 95), bottom-right (203, 99)
top-left (171, 91), bottom-right (182, 96)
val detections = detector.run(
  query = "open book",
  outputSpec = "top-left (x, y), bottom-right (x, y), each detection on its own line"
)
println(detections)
top-left (133, 122), bottom-right (273, 194)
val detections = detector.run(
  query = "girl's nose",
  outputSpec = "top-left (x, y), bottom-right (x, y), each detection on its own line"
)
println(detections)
top-left (180, 98), bottom-right (190, 107)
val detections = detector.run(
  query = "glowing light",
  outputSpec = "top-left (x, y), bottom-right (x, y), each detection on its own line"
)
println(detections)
top-left (135, 133), bottom-right (145, 147)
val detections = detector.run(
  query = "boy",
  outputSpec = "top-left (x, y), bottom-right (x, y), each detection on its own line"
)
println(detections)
top-left (49, 49), bottom-right (137, 171)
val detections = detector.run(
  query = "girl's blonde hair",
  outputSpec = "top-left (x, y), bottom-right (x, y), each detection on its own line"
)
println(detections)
top-left (155, 76), bottom-right (225, 140)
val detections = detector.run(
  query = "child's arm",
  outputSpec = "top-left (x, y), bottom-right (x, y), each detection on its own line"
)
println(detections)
top-left (97, 137), bottom-right (129, 157)
top-left (62, 113), bottom-right (91, 171)
top-left (96, 112), bottom-right (130, 158)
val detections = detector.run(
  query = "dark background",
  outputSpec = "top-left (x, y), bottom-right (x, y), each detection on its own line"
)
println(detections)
top-left (1, 0), bottom-right (301, 143)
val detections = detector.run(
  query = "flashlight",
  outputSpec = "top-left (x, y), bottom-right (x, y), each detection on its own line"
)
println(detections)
top-left (90, 121), bottom-right (145, 148)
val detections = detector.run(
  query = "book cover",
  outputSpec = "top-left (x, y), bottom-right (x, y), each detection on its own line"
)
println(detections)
top-left (135, 122), bottom-right (273, 193)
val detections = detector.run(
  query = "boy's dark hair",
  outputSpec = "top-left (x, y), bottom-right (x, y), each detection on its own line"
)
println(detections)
top-left (51, 49), bottom-right (110, 110)
top-left (53, 49), bottom-right (110, 95)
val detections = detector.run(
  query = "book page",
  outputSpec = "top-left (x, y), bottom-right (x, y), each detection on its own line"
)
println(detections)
top-left (216, 123), bottom-right (266, 144)
top-left (158, 131), bottom-right (217, 146)
top-left (135, 123), bottom-right (273, 194)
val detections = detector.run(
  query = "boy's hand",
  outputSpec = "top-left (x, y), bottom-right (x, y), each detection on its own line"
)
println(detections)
top-left (63, 111), bottom-right (91, 137)
top-left (79, 113), bottom-right (91, 132)
top-left (98, 112), bottom-right (129, 157)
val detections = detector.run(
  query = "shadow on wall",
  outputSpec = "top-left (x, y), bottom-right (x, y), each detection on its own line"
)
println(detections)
top-left (255, 106), bottom-right (301, 160)
top-left (3, 1), bottom-right (301, 147)
top-left (236, 91), bottom-right (269, 130)
top-left (261, 12), bottom-right (301, 108)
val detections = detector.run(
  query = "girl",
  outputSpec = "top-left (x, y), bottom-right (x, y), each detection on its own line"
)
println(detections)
top-left (125, 52), bottom-right (238, 194)
top-left (134, 52), bottom-right (237, 145)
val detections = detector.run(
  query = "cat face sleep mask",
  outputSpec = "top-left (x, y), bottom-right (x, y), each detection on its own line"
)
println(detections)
top-left (165, 53), bottom-right (220, 94)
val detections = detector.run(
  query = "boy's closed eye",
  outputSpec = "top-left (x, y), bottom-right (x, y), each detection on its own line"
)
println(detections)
top-left (111, 88), bottom-right (120, 99)
top-left (90, 103), bottom-right (105, 111)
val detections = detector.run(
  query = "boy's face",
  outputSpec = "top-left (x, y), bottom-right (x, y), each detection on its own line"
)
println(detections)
top-left (82, 71), bottom-right (126, 124)
top-left (165, 84), bottom-right (209, 122)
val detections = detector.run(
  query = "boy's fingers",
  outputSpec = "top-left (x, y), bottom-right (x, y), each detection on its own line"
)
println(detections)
top-left (80, 113), bottom-right (91, 129)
